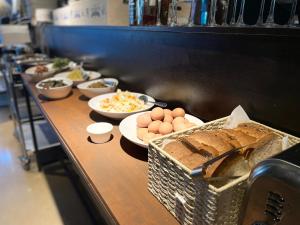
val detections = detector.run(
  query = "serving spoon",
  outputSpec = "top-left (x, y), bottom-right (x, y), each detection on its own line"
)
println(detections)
top-left (78, 62), bottom-right (90, 81)
top-left (138, 95), bottom-right (167, 108)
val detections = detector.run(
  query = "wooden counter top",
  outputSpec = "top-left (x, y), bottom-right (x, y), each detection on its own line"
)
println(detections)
top-left (22, 75), bottom-right (178, 225)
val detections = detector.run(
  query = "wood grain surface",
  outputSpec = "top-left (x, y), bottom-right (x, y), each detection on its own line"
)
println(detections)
top-left (22, 74), bottom-right (178, 225)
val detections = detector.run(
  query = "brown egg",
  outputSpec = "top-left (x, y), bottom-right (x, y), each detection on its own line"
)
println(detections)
top-left (150, 107), bottom-right (164, 121)
top-left (148, 120), bottom-right (162, 134)
top-left (172, 117), bottom-right (185, 126)
top-left (143, 132), bottom-right (157, 144)
top-left (159, 122), bottom-right (173, 135)
top-left (136, 113), bottom-right (152, 128)
top-left (172, 108), bottom-right (185, 118)
top-left (164, 109), bottom-right (172, 116)
top-left (173, 122), bottom-right (188, 132)
top-left (163, 114), bottom-right (173, 123)
top-left (137, 128), bottom-right (148, 140)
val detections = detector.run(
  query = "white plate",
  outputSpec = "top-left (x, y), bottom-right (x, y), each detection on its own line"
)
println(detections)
top-left (88, 92), bottom-right (155, 119)
top-left (119, 112), bottom-right (204, 148)
top-left (25, 64), bottom-right (55, 75)
top-left (54, 70), bottom-right (101, 86)
top-left (77, 78), bottom-right (119, 99)
top-left (25, 64), bottom-right (56, 82)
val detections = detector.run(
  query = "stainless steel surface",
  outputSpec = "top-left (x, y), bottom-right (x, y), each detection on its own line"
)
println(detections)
top-left (239, 143), bottom-right (300, 225)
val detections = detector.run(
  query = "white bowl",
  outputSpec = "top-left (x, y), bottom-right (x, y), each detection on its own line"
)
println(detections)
top-left (88, 92), bottom-right (155, 119)
top-left (77, 78), bottom-right (119, 99)
top-left (86, 122), bottom-right (113, 144)
top-left (35, 77), bottom-right (73, 100)
top-left (54, 70), bottom-right (101, 86)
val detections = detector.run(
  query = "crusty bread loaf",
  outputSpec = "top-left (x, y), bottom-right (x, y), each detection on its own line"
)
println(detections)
top-left (180, 153), bottom-right (208, 170)
top-left (221, 129), bottom-right (256, 151)
top-left (163, 141), bottom-right (192, 160)
top-left (210, 130), bottom-right (242, 148)
top-left (181, 136), bottom-right (219, 157)
top-left (187, 131), bottom-right (233, 154)
top-left (162, 123), bottom-right (282, 180)
top-left (211, 124), bottom-right (278, 178)
top-left (235, 123), bottom-right (271, 139)
top-left (212, 134), bottom-right (281, 178)
top-left (163, 140), bottom-right (223, 175)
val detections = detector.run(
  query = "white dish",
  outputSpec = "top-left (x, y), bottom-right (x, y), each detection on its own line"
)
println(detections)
top-left (54, 70), bottom-right (101, 86)
top-left (88, 92), bottom-right (155, 119)
top-left (77, 78), bottom-right (118, 99)
top-left (25, 64), bottom-right (54, 75)
top-left (35, 77), bottom-right (73, 100)
top-left (119, 112), bottom-right (204, 148)
top-left (47, 62), bottom-right (73, 71)
top-left (25, 64), bottom-right (55, 82)
top-left (86, 122), bottom-right (113, 144)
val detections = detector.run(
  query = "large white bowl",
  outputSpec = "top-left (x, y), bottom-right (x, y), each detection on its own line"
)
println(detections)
top-left (88, 92), bottom-right (155, 119)
top-left (119, 112), bottom-right (204, 148)
top-left (77, 78), bottom-right (119, 99)
top-left (36, 77), bottom-right (73, 100)
top-left (25, 64), bottom-right (56, 83)
top-left (54, 70), bottom-right (101, 86)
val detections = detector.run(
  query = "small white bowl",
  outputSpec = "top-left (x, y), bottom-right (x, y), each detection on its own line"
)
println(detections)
top-left (86, 122), bottom-right (113, 144)
top-left (36, 77), bottom-right (73, 100)
top-left (77, 78), bottom-right (118, 99)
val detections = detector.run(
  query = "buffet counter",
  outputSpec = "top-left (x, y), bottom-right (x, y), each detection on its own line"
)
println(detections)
top-left (21, 73), bottom-right (179, 225)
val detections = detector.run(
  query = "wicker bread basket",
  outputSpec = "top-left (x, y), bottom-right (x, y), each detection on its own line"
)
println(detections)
top-left (148, 117), bottom-right (300, 225)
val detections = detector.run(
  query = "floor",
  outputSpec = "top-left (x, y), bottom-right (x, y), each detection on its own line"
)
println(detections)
top-left (0, 107), bottom-right (96, 225)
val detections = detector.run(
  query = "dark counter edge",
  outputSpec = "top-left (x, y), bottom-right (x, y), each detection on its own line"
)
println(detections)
top-left (21, 75), bottom-right (119, 225)
top-left (42, 25), bottom-right (300, 37)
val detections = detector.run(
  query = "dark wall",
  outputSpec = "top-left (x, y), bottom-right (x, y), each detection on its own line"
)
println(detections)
top-left (40, 26), bottom-right (300, 136)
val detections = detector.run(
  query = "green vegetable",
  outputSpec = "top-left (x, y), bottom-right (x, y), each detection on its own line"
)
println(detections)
top-left (52, 58), bottom-right (70, 69)
top-left (39, 80), bottom-right (67, 88)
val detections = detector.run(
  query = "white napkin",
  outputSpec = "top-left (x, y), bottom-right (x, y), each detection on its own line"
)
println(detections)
top-left (223, 105), bottom-right (251, 129)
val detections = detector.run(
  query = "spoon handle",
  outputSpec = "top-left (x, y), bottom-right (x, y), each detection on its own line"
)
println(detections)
top-left (152, 101), bottom-right (167, 108)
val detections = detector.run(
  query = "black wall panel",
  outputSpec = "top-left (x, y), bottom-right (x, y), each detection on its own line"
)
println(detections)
top-left (40, 26), bottom-right (300, 136)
